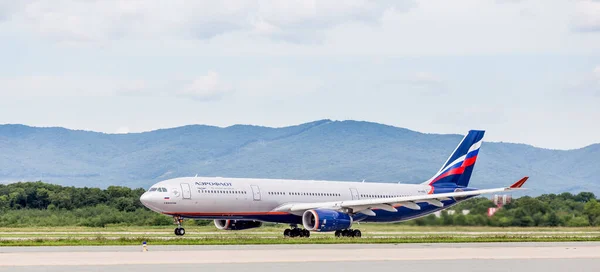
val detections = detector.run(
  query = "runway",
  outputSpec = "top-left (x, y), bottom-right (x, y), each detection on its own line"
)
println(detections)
top-left (1, 242), bottom-right (600, 272)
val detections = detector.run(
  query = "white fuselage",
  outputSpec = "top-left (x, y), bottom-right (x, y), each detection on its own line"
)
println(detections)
top-left (140, 176), bottom-right (441, 224)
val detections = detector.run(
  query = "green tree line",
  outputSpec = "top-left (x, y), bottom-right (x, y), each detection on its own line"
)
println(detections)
top-left (407, 192), bottom-right (600, 227)
top-left (0, 181), bottom-right (173, 227)
top-left (1, 182), bottom-right (600, 227)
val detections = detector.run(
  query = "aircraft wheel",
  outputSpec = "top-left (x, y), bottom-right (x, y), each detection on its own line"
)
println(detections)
top-left (303, 229), bottom-right (310, 238)
top-left (335, 230), bottom-right (342, 237)
top-left (290, 228), bottom-right (300, 237)
top-left (174, 227), bottom-right (185, 236)
top-left (284, 229), bottom-right (291, 237)
top-left (341, 229), bottom-right (350, 237)
top-left (352, 229), bottom-right (361, 238)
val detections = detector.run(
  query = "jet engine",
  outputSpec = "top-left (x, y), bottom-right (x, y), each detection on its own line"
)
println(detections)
top-left (214, 219), bottom-right (263, 230)
top-left (302, 209), bottom-right (352, 232)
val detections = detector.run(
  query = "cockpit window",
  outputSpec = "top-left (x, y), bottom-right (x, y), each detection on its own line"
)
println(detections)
top-left (149, 188), bottom-right (157, 192)
top-left (161, 188), bottom-right (168, 192)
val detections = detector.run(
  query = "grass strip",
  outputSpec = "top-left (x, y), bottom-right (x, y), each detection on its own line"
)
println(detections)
top-left (2, 236), bottom-right (600, 246)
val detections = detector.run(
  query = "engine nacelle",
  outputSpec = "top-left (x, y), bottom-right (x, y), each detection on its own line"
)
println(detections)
top-left (302, 209), bottom-right (352, 232)
top-left (214, 220), bottom-right (263, 230)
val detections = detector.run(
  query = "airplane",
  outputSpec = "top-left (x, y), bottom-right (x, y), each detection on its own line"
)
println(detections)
top-left (140, 130), bottom-right (528, 237)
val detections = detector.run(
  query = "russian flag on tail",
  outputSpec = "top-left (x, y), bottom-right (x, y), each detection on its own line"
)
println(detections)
top-left (424, 130), bottom-right (485, 188)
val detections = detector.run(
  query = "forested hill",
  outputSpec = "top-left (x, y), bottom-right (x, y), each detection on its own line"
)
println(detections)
top-left (1, 182), bottom-right (600, 227)
top-left (0, 120), bottom-right (598, 195)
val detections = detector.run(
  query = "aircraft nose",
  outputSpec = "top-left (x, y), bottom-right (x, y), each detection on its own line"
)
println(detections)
top-left (140, 192), bottom-right (164, 213)
top-left (140, 193), bottom-right (151, 207)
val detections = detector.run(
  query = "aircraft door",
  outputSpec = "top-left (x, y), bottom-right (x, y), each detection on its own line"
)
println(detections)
top-left (181, 183), bottom-right (192, 199)
top-left (250, 185), bottom-right (261, 201)
top-left (350, 188), bottom-right (360, 200)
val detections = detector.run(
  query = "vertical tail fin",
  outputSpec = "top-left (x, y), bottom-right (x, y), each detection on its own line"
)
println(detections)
top-left (423, 130), bottom-right (485, 187)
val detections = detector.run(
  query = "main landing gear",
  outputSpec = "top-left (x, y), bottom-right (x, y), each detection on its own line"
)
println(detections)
top-left (173, 216), bottom-right (185, 236)
top-left (283, 225), bottom-right (310, 238)
top-left (335, 229), bottom-right (361, 238)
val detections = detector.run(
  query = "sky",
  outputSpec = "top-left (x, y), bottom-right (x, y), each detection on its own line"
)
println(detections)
top-left (0, 0), bottom-right (599, 150)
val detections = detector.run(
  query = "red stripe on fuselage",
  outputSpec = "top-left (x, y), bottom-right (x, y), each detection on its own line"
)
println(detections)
top-left (165, 211), bottom-right (290, 216)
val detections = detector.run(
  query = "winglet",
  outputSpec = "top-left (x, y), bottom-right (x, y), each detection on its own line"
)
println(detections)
top-left (509, 177), bottom-right (529, 189)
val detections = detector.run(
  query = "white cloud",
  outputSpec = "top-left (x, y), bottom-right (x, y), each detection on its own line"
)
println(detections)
top-left (1, 0), bottom-right (414, 44)
top-left (1, 0), bottom-right (597, 55)
top-left (571, 0), bottom-right (600, 32)
top-left (177, 71), bottom-right (233, 101)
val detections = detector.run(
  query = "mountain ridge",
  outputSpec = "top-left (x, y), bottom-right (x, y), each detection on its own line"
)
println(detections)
top-left (2, 120), bottom-right (596, 151)
top-left (0, 120), bottom-right (598, 195)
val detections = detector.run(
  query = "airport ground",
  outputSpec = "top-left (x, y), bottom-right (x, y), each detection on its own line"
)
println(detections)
top-left (1, 225), bottom-right (600, 246)
top-left (1, 243), bottom-right (600, 272)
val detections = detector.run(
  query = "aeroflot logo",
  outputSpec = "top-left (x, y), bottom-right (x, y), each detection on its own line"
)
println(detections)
top-left (195, 182), bottom-right (232, 186)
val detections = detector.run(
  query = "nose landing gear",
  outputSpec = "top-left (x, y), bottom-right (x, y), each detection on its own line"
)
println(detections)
top-left (173, 216), bottom-right (185, 236)
top-left (175, 227), bottom-right (185, 236)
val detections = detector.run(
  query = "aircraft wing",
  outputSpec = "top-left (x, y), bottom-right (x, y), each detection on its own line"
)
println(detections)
top-left (273, 177), bottom-right (528, 215)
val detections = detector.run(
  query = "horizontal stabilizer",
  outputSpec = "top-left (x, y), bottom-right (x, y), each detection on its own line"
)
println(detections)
top-left (509, 177), bottom-right (529, 188)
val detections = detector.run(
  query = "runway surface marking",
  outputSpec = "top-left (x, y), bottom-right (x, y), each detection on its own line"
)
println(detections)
top-left (2, 244), bottom-right (600, 266)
